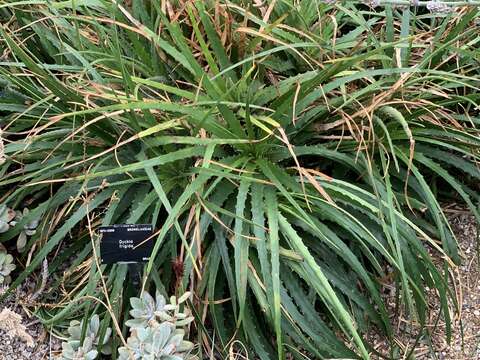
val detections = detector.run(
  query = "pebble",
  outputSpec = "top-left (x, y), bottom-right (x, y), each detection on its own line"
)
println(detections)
top-left (0, 283), bottom-right (61, 359)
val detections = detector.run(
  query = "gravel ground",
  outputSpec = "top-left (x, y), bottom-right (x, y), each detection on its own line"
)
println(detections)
top-left (433, 212), bottom-right (480, 359)
top-left (0, 283), bottom-right (61, 360)
top-left (370, 211), bottom-right (480, 359)
top-left (0, 212), bottom-right (478, 360)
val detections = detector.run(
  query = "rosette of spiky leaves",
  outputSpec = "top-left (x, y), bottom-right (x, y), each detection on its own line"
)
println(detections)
top-left (118, 322), bottom-right (195, 360)
top-left (59, 314), bottom-right (112, 359)
top-left (0, 251), bottom-right (15, 285)
top-left (127, 291), bottom-right (193, 329)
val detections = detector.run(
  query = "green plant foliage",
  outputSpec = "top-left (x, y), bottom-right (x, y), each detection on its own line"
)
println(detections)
top-left (0, 1), bottom-right (479, 359)
top-left (57, 314), bottom-right (112, 360)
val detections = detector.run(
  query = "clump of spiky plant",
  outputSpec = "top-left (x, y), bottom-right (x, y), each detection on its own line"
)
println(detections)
top-left (118, 291), bottom-right (195, 360)
top-left (2, 1), bottom-right (480, 358)
top-left (57, 315), bottom-right (112, 360)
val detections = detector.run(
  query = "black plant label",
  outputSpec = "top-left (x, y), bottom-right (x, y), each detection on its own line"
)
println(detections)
top-left (99, 224), bottom-right (153, 264)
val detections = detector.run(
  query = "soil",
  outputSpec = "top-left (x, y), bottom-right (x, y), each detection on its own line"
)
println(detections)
top-left (370, 211), bottom-right (480, 359)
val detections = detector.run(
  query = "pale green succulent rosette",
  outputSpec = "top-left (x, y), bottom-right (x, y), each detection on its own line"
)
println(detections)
top-left (0, 251), bottom-right (15, 285)
top-left (58, 315), bottom-right (112, 360)
top-left (120, 291), bottom-right (196, 360)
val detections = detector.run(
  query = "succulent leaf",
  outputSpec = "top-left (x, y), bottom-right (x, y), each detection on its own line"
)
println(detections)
top-left (17, 231), bottom-right (27, 252)
top-left (0, 251), bottom-right (15, 284)
top-left (0, 205), bottom-right (16, 233)
top-left (0, 221), bottom-right (9, 233)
